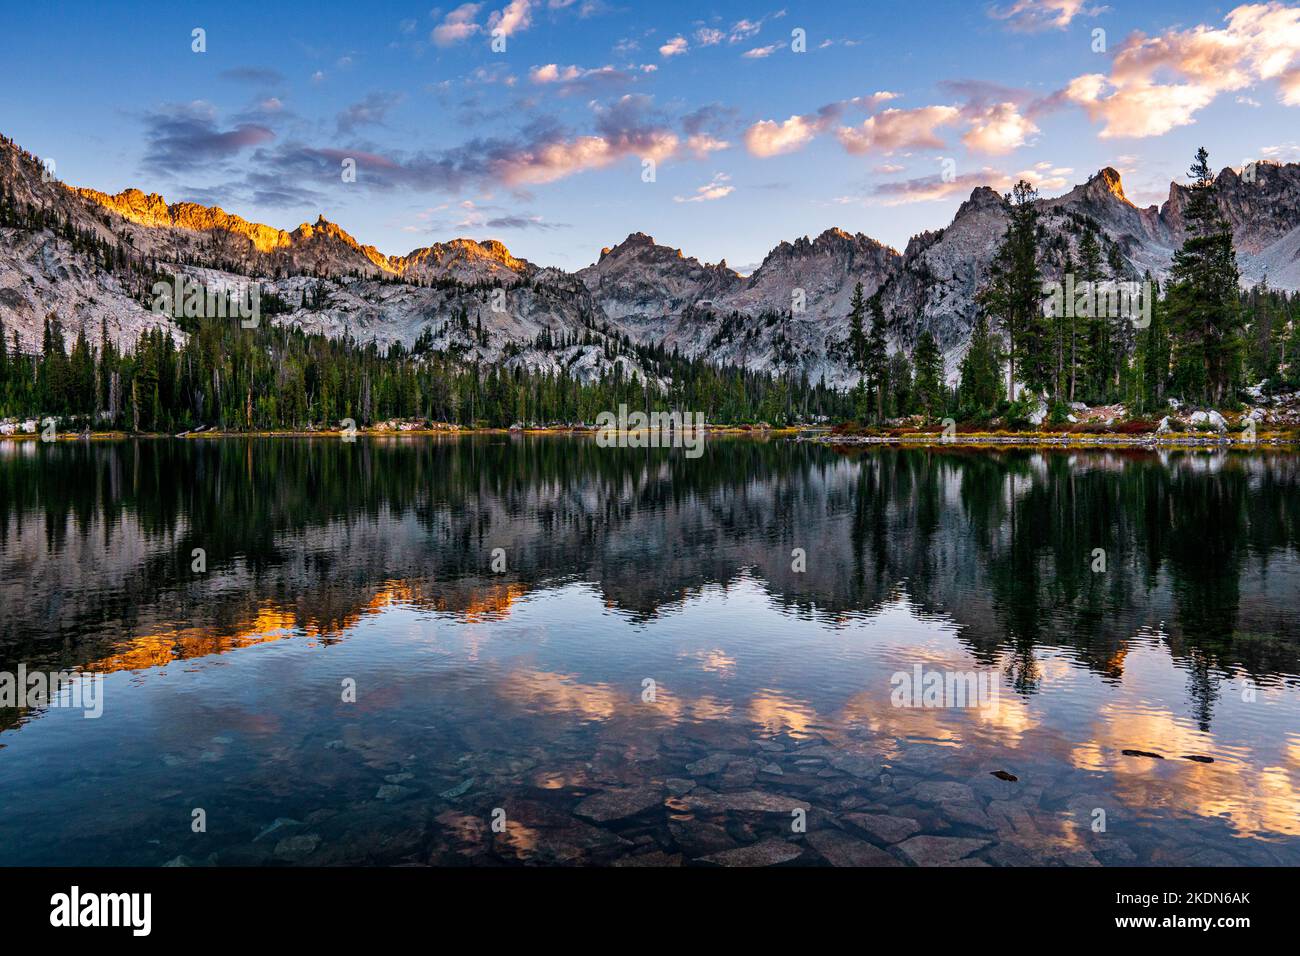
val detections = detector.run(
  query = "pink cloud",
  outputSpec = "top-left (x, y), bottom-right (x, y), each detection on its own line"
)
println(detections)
top-left (432, 3), bottom-right (482, 46)
top-left (1065, 2), bottom-right (1300, 138)
top-left (989, 0), bottom-right (1107, 32)
top-left (961, 102), bottom-right (1040, 154)
top-left (837, 106), bottom-right (961, 154)
top-left (744, 114), bottom-right (827, 157)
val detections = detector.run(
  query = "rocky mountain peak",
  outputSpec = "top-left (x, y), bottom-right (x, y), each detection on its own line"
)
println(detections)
top-left (72, 185), bottom-right (293, 253)
top-left (598, 232), bottom-right (659, 261)
top-left (1082, 166), bottom-right (1130, 205)
top-left (953, 185), bottom-right (1005, 220)
top-left (6, 123), bottom-right (1300, 388)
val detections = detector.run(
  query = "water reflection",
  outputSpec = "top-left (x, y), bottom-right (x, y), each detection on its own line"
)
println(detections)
top-left (0, 437), bottom-right (1297, 866)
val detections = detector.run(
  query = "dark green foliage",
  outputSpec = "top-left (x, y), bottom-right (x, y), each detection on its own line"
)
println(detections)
top-left (0, 311), bottom-right (852, 429)
top-left (1166, 147), bottom-right (1244, 406)
top-left (911, 330), bottom-right (943, 418)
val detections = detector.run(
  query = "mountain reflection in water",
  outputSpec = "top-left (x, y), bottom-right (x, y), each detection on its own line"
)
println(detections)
top-left (0, 436), bottom-right (1297, 866)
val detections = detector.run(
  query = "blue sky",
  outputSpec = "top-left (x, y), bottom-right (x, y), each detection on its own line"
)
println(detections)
top-left (2, 0), bottom-right (1299, 271)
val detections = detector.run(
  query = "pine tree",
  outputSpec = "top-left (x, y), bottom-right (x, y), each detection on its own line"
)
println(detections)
top-left (959, 312), bottom-right (1005, 418)
top-left (847, 282), bottom-right (867, 378)
top-left (978, 181), bottom-right (1045, 399)
top-left (1077, 225), bottom-right (1106, 401)
top-left (865, 294), bottom-right (889, 422)
top-left (1140, 275), bottom-right (1170, 412)
top-left (1166, 147), bottom-right (1243, 406)
top-left (912, 331), bottom-right (944, 419)
top-left (0, 318), bottom-right (8, 415)
top-left (1246, 282), bottom-right (1278, 385)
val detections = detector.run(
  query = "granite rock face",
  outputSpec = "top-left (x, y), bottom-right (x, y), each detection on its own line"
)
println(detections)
top-left (5, 132), bottom-right (1297, 387)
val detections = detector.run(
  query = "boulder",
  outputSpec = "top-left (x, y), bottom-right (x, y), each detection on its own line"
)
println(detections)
top-left (1188, 410), bottom-right (1227, 432)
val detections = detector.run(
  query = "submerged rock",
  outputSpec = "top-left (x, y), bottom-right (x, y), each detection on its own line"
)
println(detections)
top-left (828, 754), bottom-right (881, 778)
top-left (438, 778), bottom-right (475, 799)
top-left (613, 850), bottom-right (684, 867)
top-left (896, 835), bottom-right (990, 866)
top-left (911, 781), bottom-right (976, 804)
top-left (680, 790), bottom-right (811, 814)
top-left (668, 818), bottom-right (737, 856)
top-left (939, 800), bottom-right (996, 830)
top-left (253, 817), bottom-right (304, 842)
top-left (1121, 749), bottom-right (1163, 759)
top-left (274, 834), bottom-right (321, 861)
top-left (665, 777), bottom-right (696, 796)
top-left (685, 753), bottom-right (737, 776)
top-left (573, 787), bottom-right (663, 823)
top-left (698, 838), bottom-right (803, 867)
top-left (842, 813), bottom-right (921, 845)
top-left (806, 830), bottom-right (903, 867)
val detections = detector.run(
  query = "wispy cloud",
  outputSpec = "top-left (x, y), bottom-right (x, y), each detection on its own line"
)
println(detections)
top-left (868, 160), bottom-right (1074, 205)
top-left (528, 63), bottom-right (637, 95)
top-left (219, 67), bottom-right (286, 86)
top-left (277, 94), bottom-right (677, 192)
top-left (659, 35), bottom-right (688, 57)
top-left (141, 101), bottom-right (276, 175)
top-left (746, 84), bottom-right (1046, 160)
top-left (1063, 2), bottom-right (1300, 138)
top-left (488, 0), bottom-right (534, 38)
top-left (432, 3), bottom-right (483, 46)
top-left (837, 106), bottom-right (962, 154)
top-left (988, 0), bottom-right (1107, 32)
top-left (674, 172), bottom-right (733, 202)
top-left (336, 91), bottom-right (405, 134)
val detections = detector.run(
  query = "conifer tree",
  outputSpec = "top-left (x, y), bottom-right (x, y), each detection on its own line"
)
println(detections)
top-left (959, 312), bottom-right (1004, 417)
top-left (1166, 147), bottom-right (1242, 405)
top-left (978, 181), bottom-right (1045, 399)
top-left (912, 331), bottom-right (944, 419)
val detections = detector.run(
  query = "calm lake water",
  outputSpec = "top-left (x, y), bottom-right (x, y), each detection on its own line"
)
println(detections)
top-left (1, 436), bottom-right (1298, 866)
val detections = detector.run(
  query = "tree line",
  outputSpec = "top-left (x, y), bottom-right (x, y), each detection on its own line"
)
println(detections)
top-left (0, 312), bottom-right (856, 431)
top-left (843, 147), bottom-right (1299, 425)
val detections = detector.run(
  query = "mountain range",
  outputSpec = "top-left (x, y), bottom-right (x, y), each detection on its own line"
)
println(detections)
top-left (3, 131), bottom-right (1299, 387)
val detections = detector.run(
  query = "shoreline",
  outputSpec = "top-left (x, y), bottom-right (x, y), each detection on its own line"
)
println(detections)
top-left (799, 432), bottom-right (1298, 448)
top-left (4, 426), bottom-right (1297, 448)
top-left (0, 425), bottom-right (813, 441)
